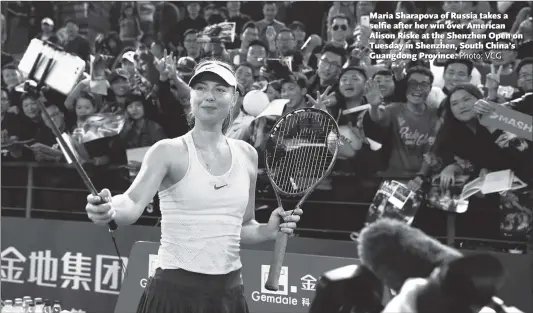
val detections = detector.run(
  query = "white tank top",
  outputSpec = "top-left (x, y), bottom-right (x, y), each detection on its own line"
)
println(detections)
top-left (157, 132), bottom-right (250, 274)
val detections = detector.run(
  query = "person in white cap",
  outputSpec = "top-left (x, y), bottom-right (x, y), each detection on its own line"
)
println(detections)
top-left (36, 17), bottom-right (59, 45)
top-left (120, 51), bottom-right (137, 75)
top-left (85, 60), bottom-right (302, 313)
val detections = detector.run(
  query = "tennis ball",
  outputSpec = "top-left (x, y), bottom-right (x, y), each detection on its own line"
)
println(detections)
top-left (336, 125), bottom-right (364, 159)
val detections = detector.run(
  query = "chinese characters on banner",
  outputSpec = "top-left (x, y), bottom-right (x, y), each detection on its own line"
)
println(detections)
top-left (1, 247), bottom-right (128, 295)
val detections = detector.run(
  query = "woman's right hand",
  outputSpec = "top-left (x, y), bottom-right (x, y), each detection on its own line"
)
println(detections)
top-left (86, 189), bottom-right (115, 225)
top-left (473, 99), bottom-right (496, 116)
top-left (439, 164), bottom-right (457, 189)
top-left (7, 105), bottom-right (19, 114)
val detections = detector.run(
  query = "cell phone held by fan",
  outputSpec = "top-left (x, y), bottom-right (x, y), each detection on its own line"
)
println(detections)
top-left (360, 16), bottom-right (370, 28)
top-left (266, 58), bottom-right (292, 77)
top-left (18, 39), bottom-right (86, 96)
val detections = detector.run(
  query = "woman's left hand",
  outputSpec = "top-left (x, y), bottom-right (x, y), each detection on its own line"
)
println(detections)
top-left (266, 207), bottom-right (303, 237)
top-left (407, 176), bottom-right (424, 192)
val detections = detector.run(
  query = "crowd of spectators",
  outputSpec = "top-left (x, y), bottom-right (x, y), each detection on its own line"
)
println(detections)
top-left (1, 1), bottom-right (532, 245)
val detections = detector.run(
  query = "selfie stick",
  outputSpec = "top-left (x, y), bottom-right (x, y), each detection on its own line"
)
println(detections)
top-left (25, 52), bottom-right (118, 232)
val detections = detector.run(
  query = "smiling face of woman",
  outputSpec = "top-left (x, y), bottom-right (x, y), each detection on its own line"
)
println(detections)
top-left (126, 101), bottom-right (145, 120)
top-left (22, 97), bottom-right (40, 120)
top-left (449, 89), bottom-right (478, 122)
top-left (190, 73), bottom-right (236, 128)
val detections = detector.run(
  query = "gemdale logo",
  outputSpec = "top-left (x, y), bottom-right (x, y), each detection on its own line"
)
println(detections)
top-left (250, 265), bottom-right (299, 306)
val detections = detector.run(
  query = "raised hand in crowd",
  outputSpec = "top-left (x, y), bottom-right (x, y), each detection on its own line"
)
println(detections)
top-left (266, 25), bottom-right (277, 41)
top-left (391, 59), bottom-right (408, 81)
top-left (365, 79), bottom-right (383, 106)
top-left (306, 85), bottom-right (336, 111)
top-left (153, 49), bottom-right (176, 79)
top-left (485, 63), bottom-right (503, 101)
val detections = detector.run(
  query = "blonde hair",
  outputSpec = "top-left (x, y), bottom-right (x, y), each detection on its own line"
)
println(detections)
top-left (188, 59), bottom-right (237, 135)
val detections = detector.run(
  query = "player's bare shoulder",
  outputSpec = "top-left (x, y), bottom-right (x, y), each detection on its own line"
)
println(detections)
top-left (231, 139), bottom-right (258, 173)
top-left (144, 138), bottom-right (187, 168)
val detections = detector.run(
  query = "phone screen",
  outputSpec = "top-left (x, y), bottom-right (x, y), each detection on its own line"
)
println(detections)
top-left (360, 16), bottom-right (370, 27)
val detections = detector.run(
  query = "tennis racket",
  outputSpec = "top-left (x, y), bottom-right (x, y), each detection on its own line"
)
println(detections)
top-left (264, 107), bottom-right (340, 291)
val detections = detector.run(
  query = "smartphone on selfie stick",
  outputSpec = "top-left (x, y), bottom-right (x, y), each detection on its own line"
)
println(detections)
top-left (18, 39), bottom-right (86, 96)
top-left (21, 42), bottom-right (119, 233)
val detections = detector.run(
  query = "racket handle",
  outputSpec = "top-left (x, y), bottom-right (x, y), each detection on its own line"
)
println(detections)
top-left (108, 220), bottom-right (118, 231)
top-left (264, 231), bottom-right (289, 291)
top-left (95, 196), bottom-right (118, 232)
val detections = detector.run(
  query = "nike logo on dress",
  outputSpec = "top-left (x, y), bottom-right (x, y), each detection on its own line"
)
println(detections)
top-left (214, 184), bottom-right (228, 190)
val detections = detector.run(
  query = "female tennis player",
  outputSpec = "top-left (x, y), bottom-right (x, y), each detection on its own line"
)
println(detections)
top-left (85, 60), bottom-right (302, 313)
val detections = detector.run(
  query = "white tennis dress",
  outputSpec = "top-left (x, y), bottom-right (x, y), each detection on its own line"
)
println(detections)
top-left (156, 131), bottom-right (251, 275)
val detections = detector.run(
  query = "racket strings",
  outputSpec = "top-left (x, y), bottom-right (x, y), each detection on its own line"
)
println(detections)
top-left (300, 113), bottom-right (325, 189)
top-left (267, 111), bottom-right (338, 195)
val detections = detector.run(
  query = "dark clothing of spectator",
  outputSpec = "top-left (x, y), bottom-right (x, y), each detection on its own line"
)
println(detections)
top-left (284, 1), bottom-right (329, 37)
top-left (6, 88), bottom-right (22, 109)
top-left (156, 80), bottom-right (189, 138)
top-left (176, 16), bottom-right (208, 34)
top-left (17, 116), bottom-right (42, 141)
top-left (240, 3), bottom-right (263, 22)
top-left (33, 125), bottom-right (58, 147)
top-left (63, 35), bottom-right (91, 63)
top-left (1, 51), bottom-right (14, 68)
top-left (153, 2), bottom-right (181, 46)
top-left (120, 118), bottom-right (166, 149)
top-left (1, 112), bottom-right (21, 138)
top-left (35, 32), bottom-right (60, 45)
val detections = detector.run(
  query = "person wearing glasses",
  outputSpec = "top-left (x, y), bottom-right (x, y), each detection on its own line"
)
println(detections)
top-left (85, 60), bottom-right (302, 313)
top-left (364, 66), bottom-right (442, 182)
top-left (273, 28), bottom-right (297, 57)
top-left (329, 14), bottom-right (352, 51)
top-left (307, 44), bottom-right (347, 96)
top-left (514, 57), bottom-right (533, 98)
